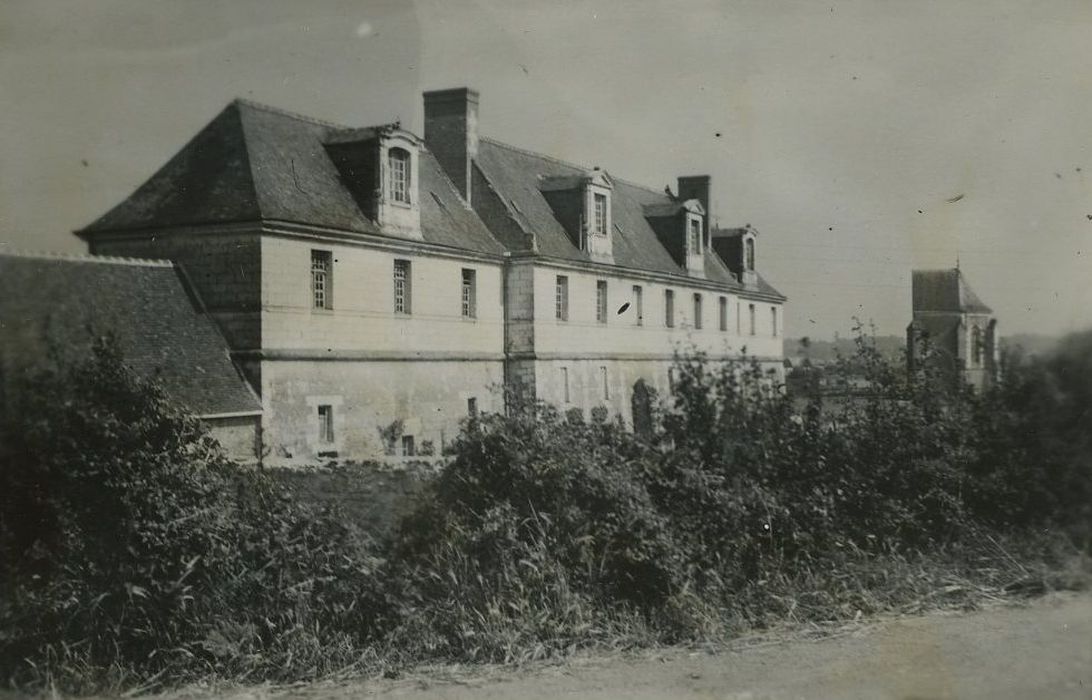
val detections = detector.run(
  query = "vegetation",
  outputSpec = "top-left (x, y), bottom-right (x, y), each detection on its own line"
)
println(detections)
top-left (1, 330), bottom-right (1089, 693)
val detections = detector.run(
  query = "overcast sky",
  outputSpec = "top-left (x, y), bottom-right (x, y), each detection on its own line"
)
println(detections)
top-left (2, 0), bottom-right (1090, 340)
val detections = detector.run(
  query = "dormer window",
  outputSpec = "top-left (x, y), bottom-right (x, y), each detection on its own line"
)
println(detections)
top-left (593, 192), bottom-right (608, 235)
top-left (688, 217), bottom-right (702, 255)
top-left (388, 147), bottom-right (411, 204)
top-left (745, 236), bottom-right (755, 271)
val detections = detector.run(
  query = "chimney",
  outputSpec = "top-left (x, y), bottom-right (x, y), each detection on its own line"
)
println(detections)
top-left (423, 87), bottom-right (479, 206)
top-left (677, 175), bottom-right (710, 237)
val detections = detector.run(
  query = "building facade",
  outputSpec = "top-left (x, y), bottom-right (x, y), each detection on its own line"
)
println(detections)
top-left (906, 268), bottom-right (999, 391)
top-left (73, 87), bottom-right (786, 463)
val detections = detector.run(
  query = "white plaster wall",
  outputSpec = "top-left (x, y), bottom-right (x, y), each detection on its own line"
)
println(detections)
top-left (530, 264), bottom-right (784, 360)
top-left (261, 237), bottom-right (504, 355)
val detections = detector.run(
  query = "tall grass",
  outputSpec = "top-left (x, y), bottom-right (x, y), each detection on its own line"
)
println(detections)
top-left (1, 330), bottom-right (1089, 693)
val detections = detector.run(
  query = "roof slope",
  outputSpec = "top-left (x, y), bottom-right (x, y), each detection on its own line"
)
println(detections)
top-left (912, 269), bottom-right (992, 314)
top-left (82, 101), bottom-right (504, 256)
top-left (476, 138), bottom-right (784, 297)
top-left (0, 254), bottom-right (261, 416)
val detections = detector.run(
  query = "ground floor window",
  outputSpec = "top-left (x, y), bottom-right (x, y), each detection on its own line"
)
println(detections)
top-left (317, 404), bottom-right (334, 443)
top-left (401, 434), bottom-right (416, 457)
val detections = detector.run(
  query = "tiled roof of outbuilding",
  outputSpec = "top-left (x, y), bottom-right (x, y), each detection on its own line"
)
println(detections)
top-left (0, 253), bottom-right (261, 417)
top-left (81, 100), bottom-right (505, 257)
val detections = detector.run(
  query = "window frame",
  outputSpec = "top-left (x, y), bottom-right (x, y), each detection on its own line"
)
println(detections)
top-left (317, 404), bottom-right (334, 444)
top-left (596, 279), bottom-right (608, 324)
top-left (592, 192), bottom-right (608, 236)
top-left (388, 147), bottom-right (411, 204)
top-left (555, 275), bottom-right (569, 321)
top-left (719, 296), bottom-right (728, 332)
top-left (311, 249), bottom-right (332, 310)
top-left (461, 268), bottom-right (477, 319)
top-left (693, 293), bottom-right (703, 330)
top-left (688, 217), bottom-right (702, 255)
top-left (771, 306), bottom-right (779, 337)
top-left (633, 285), bottom-right (643, 326)
top-left (665, 289), bottom-right (675, 328)
top-left (748, 303), bottom-right (756, 336)
top-left (393, 259), bottom-right (412, 315)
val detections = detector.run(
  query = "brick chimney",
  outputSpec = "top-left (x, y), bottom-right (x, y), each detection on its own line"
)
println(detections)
top-left (423, 88), bottom-right (479, 206)
top-left (677, 175), bottom-right (710, 235)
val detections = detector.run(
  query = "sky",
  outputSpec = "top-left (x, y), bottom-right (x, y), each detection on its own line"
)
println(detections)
top-left (2, 0), bottom-right (1090, 340)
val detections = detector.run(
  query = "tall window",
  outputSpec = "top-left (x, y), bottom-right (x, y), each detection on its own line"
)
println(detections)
top-left (688, 217), bottom-right (702, 254)
top-left (393, 259), bottom-right (411, 314)
top-left (317, 404), bottom-right (334, 443)
top-left (771, 307), bottom-right (778, 337)
top-left (555, 275), bottom-right (569, 321)
top-left (719, 296), bottom-right (728, 331)
top-left (600, 366), bottom-right (610, 400)
top-left (748, 303), bottom-right (756, 336)
top-left (633, 285), bottom-right (643, 326)
top-left (461, 268), bottom-right (476, 318)
top-left (971, 326), bottom-right (982, 365)
top-left (693, 293), bottom-right (703, 330)
top-left (736, 302), bottom-right (741, 334)
top-left (664, 289), bottom-right (675, 328)
top-left (593, 192), bottom-right (607, 235)
top-left (467, 397), bottom-right (478, 418)
top-left (401, 435), bottom-right (416, 457)
top-left (561, 367), bottom-right (570, 402)
top-left (311, 250), bottom-right (332, 310)
top-left (596, 280), bottom-right (608, 324)
top-left (745, 237), bottom-right (755, 271)
top-left (389, 148), bottom-right (411, 203)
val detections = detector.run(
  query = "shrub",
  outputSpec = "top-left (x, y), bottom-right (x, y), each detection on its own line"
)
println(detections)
top-left (0, 337), bottom-right (382, 692)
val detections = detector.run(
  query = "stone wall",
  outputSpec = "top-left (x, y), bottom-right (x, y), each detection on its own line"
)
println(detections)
top-left (270, 462), bottom-right (432, 538)
top-left (260, 358), bottom-right (504, 463)
top-left (260, 235), bottom-right (504, 356)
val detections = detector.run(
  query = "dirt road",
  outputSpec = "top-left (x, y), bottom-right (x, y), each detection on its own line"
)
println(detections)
top-left (190, 593), bottom-right (1092, 700)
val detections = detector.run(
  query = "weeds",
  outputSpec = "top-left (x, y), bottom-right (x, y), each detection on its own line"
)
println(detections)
top-left (1, 330), bottom-right (1090, 693)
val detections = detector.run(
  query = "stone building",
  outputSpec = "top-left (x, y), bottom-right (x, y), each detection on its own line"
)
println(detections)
top-left (906, 268), bottom-right (999, 391)
top-left (44, 87), bottom-right (785, 463)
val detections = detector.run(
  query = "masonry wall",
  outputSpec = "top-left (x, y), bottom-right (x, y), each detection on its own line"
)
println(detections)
top-left (90, 229), bottom-right (262, 349)
top-left (204, 414), bottom-right (261, 462)
top-left (260, 236), bottom-right (504, 356)
top-left (260, 358), bottom-right (504, 463)
top-left (529, 264), bottom-right (784, 361)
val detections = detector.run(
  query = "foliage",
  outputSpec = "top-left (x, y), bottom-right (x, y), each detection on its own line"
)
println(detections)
top-left (0, 337), bottom-right (381, 692)
top-left (1, 327), bottom-right (1090, 692)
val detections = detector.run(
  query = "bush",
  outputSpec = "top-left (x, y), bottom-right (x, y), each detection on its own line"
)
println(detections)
top-left (0, 337), bottom-right (382, 692)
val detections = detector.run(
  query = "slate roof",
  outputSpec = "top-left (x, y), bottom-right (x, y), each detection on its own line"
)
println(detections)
top-left (81, 100), bottom-right (505, 257)
top-left (0, 253), bottom-right (261, 417)
top-left (80, 98), bottom-right (782, 298)
top-left (475, 138), bottom-right (785, 299)
top-left (912, 269), bottom-right (992, 314)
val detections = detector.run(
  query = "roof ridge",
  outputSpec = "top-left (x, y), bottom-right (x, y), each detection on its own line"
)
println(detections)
top-left (0, 249), bottom-right (174, 268)
top-left (479, 136), bottom-right (674, 201)
top-left (232, 97), bottom-right (350, 131)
